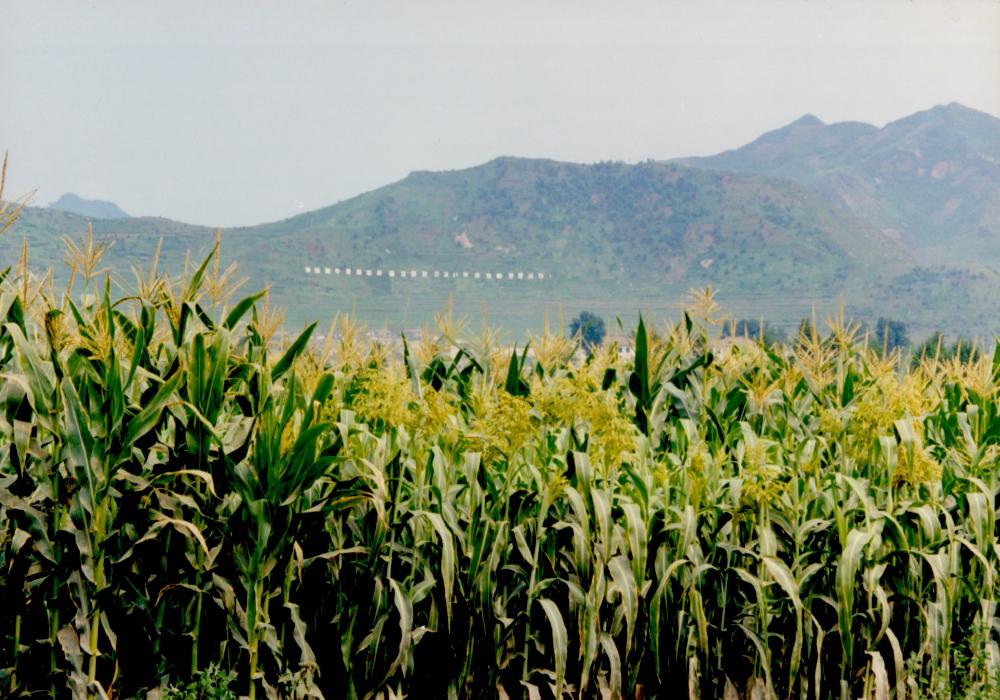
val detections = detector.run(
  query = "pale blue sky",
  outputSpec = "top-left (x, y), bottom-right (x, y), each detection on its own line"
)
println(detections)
top-left (2, 0), bottom-right (998, 226)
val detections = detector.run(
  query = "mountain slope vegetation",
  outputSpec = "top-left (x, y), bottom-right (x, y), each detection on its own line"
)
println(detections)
top-left (5, 103), bottom-right (999, 336)
top-left (8, 159), bottom-right (894, 332)
top-left (680, 103), bottom-right (1000, 264)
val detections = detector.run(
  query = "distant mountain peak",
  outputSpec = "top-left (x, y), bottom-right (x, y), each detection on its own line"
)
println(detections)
top-left (887, 102), bottom-right (1000, 129)
top-left (941, 101), bottom-right (984, 115)
top-left (789, 114), bottom-right (825, 128)
top-left (48, 193), bottom-right (129, 219)
top-left (745, 113), bottom-right (829, 148)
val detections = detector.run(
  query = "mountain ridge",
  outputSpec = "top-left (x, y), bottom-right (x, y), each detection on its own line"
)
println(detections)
top-left (6, 103), bottom-right (999, 336)
top-left (677, 102), bottom-right (1000, 263)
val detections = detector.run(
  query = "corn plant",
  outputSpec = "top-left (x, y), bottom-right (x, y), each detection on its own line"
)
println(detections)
top-left (2, 216), bottom-right (1000, 699)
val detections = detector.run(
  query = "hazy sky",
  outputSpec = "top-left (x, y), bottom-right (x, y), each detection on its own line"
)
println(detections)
top-left (3, 1), bottom-right (998, 226)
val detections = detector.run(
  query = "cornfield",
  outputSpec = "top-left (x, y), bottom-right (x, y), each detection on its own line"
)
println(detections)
top-left (2, 232), bottom-right (1000, 699)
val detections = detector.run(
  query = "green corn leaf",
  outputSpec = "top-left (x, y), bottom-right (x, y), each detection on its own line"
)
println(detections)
top-left (124, 371), bottom-right (183, 449)
top-left (184, 247), bottom-right (216, 301)
top-left (608, 554), bottom-right (637, 657)
top-left (272, 322), bottom-right (316, 379)
top-left (121, 308), bottom-right (147, 389)
top-left (762, 556), bottom-right (803, 611)
top-left (836, 528), bottom-right (872, 666)
top-left (5, 322), bottom-right (54, 411)
top-left (388, 578), bottom-right (414, 677)
top-left (599, 633), bottom-right (622, 699)
top-left (421, 511), bottom-right (455, 628)
top-left (224, 290), bottom-right (266, 330)
top-left (60, 376), bottom-right (97, 496)
top-left (538, 598), bottom-right (568, 698)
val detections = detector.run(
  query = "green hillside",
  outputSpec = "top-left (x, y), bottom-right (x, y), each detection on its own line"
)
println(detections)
top-left (4, 104), bottom-right (1000, 337)
top-left (5, 158), bottom-right (896, 334)
top-left (5, 206), bottom-right (217, 287)
top-left (681, 103), bottom-right (1000, 264)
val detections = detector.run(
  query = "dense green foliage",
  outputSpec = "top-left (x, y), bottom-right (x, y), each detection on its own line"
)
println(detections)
top-left (873, 318), bottom-right (910, 354)
top-left (569, 311), bottom-right (606, 349)
top-left (163, 664), bottom-right (236, 700)
top-left (913, 332), bottom-right (984, 366)
top-left (2, 237), bottom-right (1000, 699)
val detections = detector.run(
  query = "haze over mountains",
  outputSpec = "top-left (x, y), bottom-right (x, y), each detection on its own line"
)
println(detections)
top-left (7, 103), bottom-right (1000, 337)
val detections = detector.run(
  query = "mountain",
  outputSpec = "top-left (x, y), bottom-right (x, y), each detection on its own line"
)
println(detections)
top-left (49, 193), bottom-right (130, 219)
top-left (679, 103), bottom-right (1000, 264)
top-left (7, 158), bottom-right (898, 332)
top-left (247, 157), bottom-right (895, 286)
top-left (5, 103), bottom-right (1000, 337)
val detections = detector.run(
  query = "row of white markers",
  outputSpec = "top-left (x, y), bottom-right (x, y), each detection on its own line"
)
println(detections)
top-left (303, 266), bottom-right (546, 281)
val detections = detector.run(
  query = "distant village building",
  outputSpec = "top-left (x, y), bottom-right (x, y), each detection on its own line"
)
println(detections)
top-left (606, 334), bottom-right (637, 360)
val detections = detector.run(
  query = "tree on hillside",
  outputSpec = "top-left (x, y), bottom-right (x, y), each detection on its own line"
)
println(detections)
top-left (569, 311), bottom-right (606, 350)
top-left (795, 318), bottom-right (821, 342)
top-left (911, 331), bottom-right (982, 367)
top-left (874, 318), bottom-right (909, 353)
